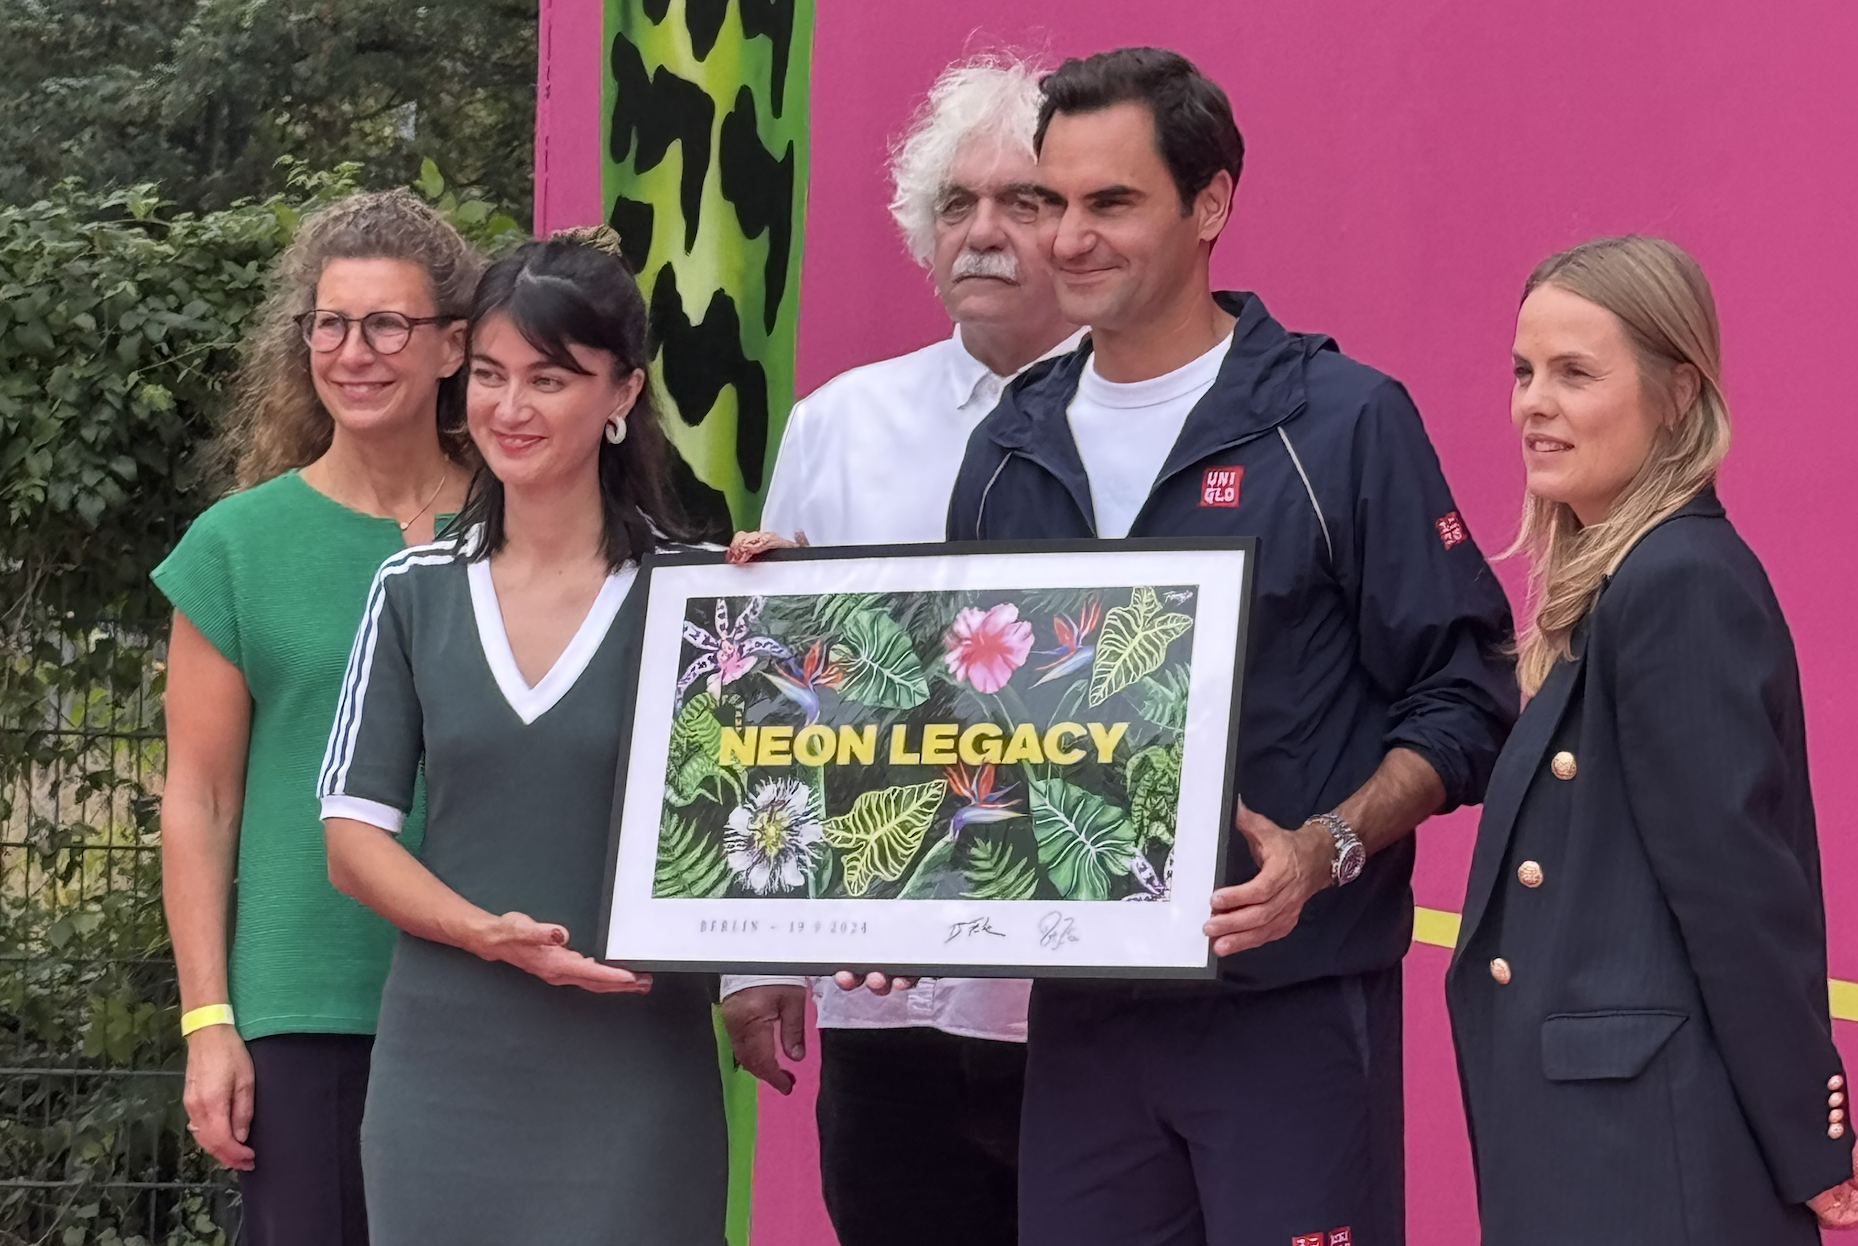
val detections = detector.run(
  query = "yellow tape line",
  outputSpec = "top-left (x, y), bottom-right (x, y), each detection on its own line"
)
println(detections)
top-left (1411, 907), bottom-right (1858, 1024)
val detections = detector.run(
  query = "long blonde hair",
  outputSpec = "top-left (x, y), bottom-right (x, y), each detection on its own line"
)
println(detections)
top-left (1507, 236), bottom-right (1732, 694)
top-left (220, 190), bottom-right (482, 488)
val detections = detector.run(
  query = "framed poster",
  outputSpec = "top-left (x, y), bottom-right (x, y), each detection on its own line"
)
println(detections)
top-left (599, 539), bottom-right (1255, 977)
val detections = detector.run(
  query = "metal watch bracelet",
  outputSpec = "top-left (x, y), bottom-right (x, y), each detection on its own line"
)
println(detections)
top-left (1309, 812), bottom-right (1367, 887)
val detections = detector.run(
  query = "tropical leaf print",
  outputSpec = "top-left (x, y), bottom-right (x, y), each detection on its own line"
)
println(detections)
top-left (829, 608), bottom-right (931, 709)
top-left (654, 810), bottom-right (730, 898)
top-left (1089, 587), bottom-right (1193, 707)
top-left (1135, 664), bottom-right (1193, 732)
top-left (813, 592), bottom-right (885, 630)
top-left (963, 835), bottom-right (1039, 901)
top-left (665, 691), bottom-right (731, 806)
top-left (1028, 776), bottom-right (1139, 901)
top-left (897, 833), bottom-right (963, 899)
top-left (822, 779), bottom-right (949, 896)
top-left (1126, 740), bottom-right (1185, 848)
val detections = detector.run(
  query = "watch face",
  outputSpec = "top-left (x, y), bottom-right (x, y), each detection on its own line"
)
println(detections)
top-left (1336, 840), bottom-right (1368, 885)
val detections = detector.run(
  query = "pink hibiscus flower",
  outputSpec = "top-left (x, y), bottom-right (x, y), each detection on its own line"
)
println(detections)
top-left (943, 604), bottom-right (1035, 694)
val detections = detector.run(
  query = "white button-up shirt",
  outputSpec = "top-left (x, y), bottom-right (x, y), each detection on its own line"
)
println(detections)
top-left (721, 324), bottom-right (1084, 1043)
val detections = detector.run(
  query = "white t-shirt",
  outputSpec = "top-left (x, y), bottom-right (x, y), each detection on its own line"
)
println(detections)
top-left (1067, 331), bottom-right (1233, 538)
top-left (726, 323), bottom-right (1084, 1043)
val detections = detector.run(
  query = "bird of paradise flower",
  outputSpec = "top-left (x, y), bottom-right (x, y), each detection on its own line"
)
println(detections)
top-left (678, 596), bottom-right (790, 701)
top-left (763, 639), bottom-right (844, 724)
top-left (1031, 599), bottom-right (1102, 687)
top-left (943, 762), bottom-right (1024, 839)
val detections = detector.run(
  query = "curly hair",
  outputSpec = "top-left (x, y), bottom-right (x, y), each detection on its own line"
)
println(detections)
top-left (887, 56), bottom-right (1047, 267)
top-left (220, 189), bottom-right (483, 488)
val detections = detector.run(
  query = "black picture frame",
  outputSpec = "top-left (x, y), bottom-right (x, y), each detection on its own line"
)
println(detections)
top-left (597, 536), bottom-right (1256, 979)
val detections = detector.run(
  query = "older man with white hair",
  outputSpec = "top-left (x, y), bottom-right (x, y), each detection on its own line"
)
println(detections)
top-left (719, 56), bottom-right (1080, 1246)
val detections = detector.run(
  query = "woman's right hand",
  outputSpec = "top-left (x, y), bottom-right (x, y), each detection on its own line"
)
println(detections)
top-left (182, 1024), bottom-right (256, 1171)
top-left (472, 911), bottom-right (653, 994)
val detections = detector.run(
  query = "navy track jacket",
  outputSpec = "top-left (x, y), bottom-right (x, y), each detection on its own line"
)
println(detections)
top-left (947, 292), bottom-right (1519, 989)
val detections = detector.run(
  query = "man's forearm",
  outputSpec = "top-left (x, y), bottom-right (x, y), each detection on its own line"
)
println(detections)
top-left (1332, 746), bottom-right (1447, 855)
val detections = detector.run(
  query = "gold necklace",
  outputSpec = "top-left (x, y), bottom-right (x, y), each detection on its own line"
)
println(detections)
top-left (396, 470), bottom-right (449, 533)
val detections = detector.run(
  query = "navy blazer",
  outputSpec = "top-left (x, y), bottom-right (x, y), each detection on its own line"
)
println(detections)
top-left (1447, 490), bottom-right (1850, 1244)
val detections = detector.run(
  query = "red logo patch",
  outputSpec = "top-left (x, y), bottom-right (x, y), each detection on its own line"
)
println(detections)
top-left (1435, 511), bottom-right (1467, 549)
top-left (1327, 1230), bottom-right (1353, 1246)
top-left (1293, 1236), bottom-right (1325, 1246)
top-left (1200, 466), bottom-right (1243, 508)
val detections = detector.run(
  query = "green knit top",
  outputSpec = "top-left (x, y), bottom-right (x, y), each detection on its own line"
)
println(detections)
top-left (152, 470), bottom-right (432, 1039)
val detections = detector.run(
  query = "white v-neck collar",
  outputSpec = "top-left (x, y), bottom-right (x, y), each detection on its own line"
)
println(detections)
top-left (467, 560), bottom-right (637, 724)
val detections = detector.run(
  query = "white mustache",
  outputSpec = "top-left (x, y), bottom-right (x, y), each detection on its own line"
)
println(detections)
top-left (951, 249), bottom-right (1019, 283)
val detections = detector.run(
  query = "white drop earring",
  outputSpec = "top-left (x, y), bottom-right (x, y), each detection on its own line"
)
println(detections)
top-left (605, 411), bottom-right (628, 445)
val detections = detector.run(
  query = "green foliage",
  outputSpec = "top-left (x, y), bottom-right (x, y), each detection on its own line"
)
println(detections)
top-left (1135, 665), bottom-right (1193, 733)
top-left (962, 836), bottom-right (1039, 901)
top-left (1089, 587), bottom-right (1194, 708)
top-left (653, 810), bottom-right (730, 900)
top-left (822, 779), bottom-right (948, 897)
top-left (1, 660), bottom-right (234, 1243)
top-left (0, 0), bottom-right (538, 220)
top-left (663, 692), bottom-right (742, 808)
top-left (1027, 775), bottom-right (1138, 902)
top-left (0, 159), bottom-right (522, 1244)
top-left (1126, 740), bottom-right (1185, 849)
top-left (0, 160), bottom-right (522, 724)
top-left (895, 833), bottom-right (961, 900)
top-left (828, 609), bottom-right (931, 710)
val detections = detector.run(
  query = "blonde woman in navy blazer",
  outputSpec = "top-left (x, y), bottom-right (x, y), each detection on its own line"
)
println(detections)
top-left (1448, 236), bottom-right (1857, 1243)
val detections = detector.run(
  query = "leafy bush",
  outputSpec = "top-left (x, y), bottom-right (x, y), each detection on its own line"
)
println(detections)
top-left (0, 159), bottom-right (522, 1245)
top-left (0, 158), bottom-right (519, 655)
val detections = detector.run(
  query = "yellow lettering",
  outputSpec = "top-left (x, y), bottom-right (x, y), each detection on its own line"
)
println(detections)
top-left (719, 727), bottom-right (757, 767)
top-left (1043, 722), bottom-right (1087, 765)
top-left (1001, 722), bottom-right (1043, 765)
top-left (889, 724), bottom-right (921, 765)
top-left (958, 722), bottom-right (1004, 765)
top-left (837, 725), bottom-right (878, 766)
top-left (794, 724), bottom-right (837, 766)
top-left (1088, 721), bottom-right (1130, 764)
top-left (920, 723), bottom-right (958, 765)
top-left (756, 725), bottom-right (794, 766)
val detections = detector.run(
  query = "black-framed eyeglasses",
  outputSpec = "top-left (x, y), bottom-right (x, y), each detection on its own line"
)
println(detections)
top-left (294, 309), bottom-right (460, 355)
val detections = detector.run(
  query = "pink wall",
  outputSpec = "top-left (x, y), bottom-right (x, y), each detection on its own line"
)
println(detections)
top-left (533, 0), bottom-right (606, 235)
top-left (548, 3), bottom-right (1858, 1241)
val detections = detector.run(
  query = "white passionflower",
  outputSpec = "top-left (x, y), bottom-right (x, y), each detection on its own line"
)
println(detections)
top-left (724, 778), bottom-right (824, 895)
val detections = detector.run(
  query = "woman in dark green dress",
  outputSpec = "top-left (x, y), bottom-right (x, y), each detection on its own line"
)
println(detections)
top-left (316, 230), bottom-right (724, 1244)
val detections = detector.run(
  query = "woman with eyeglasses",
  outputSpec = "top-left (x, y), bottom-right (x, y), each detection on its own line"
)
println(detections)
top-left (154, 190), bottom-right (479, 1246)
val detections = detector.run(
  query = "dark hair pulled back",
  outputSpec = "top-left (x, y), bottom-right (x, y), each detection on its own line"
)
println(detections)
top-left (449, 235), bottom-right (699, 570)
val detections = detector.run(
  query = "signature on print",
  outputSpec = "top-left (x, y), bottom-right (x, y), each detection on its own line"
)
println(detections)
top-left (946, 917), bottom-right (1006, 944)
top-left (1038, 912), bottom-right (1081, 952)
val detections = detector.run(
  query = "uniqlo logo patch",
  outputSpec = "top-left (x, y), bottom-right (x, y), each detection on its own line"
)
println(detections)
top-left (1435, 510), bottom-right (1467, 549)
top-left (1327, 1230), bottom-right (1353, 1246)
top-left (1200, 466), bottom-right (1243, 507)
top-left (1292, 1236), bottom-right (1325, 1246)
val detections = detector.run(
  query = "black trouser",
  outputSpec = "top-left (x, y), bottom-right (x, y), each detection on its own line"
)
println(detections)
top-left (816, 1026), bottom-right (1027, 1246)
top-left (238, 1033), bottom-right (372, 1246)
top-left (1019, 969), bottom-right (1405, 1246)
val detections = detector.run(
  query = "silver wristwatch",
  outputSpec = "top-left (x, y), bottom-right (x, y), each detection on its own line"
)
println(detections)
top-left (1309, 812), bottom-right (1366, 887)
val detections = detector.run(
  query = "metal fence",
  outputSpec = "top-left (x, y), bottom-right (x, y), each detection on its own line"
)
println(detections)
top-left (1, 628), bottom-right (238, 1245)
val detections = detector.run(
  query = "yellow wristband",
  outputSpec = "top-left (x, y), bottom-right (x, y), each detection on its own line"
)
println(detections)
top-left (180, 1004), bottom-right (235, 1037)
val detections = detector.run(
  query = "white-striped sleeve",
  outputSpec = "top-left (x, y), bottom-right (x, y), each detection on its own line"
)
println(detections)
top-left (316, 550), bottom-right (430, 833)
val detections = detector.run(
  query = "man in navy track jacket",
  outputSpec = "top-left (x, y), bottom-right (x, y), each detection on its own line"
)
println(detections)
top-left (945, 48), bottom-right (1517, 1245)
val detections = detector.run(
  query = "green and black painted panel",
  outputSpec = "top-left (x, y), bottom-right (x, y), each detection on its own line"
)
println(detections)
top-left (604, 0), bottom-right (813, 530)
